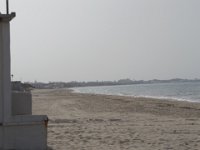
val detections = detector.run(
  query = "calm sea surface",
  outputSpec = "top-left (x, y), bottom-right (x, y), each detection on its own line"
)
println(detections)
top-left (73, 82), bottom-right (200, 102)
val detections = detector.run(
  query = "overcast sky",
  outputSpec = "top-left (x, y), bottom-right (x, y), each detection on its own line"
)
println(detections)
top-left (1, 0), bottom-right (200, 82)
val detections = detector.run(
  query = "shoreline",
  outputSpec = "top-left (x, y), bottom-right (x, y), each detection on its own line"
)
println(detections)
top-left (32, 88), bottom-right (200, 150)
top-left (71, 87), bottom-right (198, 104)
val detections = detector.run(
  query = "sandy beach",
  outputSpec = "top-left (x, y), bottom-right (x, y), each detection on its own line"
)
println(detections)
top-left (32, 88), bottom-right (200, 150)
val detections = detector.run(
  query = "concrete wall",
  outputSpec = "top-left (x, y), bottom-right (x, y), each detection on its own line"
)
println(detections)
top-left (12, 91), bottom-right (32, 115)
top-left (0, 15), bottom-right (14, 123)
top-left (0, 13), bottom-right (48, 149)
top-left (0, 22), bottom-right (2, 121)
top-left (0, 126), bottom-right (2, 147)
top-left (0, 123), bottom-right (47, 150)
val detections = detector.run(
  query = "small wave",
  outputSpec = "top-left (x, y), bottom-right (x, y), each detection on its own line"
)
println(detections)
top-left (70, 88), bottom-right (80, 93)
top-left (130, 95), bottom-right (197, 103)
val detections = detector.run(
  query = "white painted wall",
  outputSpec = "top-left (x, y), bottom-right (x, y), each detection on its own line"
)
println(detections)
top-left (0, 14), bottom-right (14, 123)
top-left (1, 123), bottom-right (47, 149)
top-left (12, 91), bottom-right (32, 115)
top-left (0, 22), bottom-right (4, 123)
top-left (0, 13), bottom-right (48, 149)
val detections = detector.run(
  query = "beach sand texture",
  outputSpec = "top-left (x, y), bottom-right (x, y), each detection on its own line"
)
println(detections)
top-left (32, 89), bottom-right (200, 150)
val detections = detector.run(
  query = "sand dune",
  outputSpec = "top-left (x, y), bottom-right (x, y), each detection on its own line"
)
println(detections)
top-left (32, 89), bottom-right (200, 150)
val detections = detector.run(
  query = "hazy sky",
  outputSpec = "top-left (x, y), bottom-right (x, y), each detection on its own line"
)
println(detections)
top-left (1, 0), bottom-right (200, 82)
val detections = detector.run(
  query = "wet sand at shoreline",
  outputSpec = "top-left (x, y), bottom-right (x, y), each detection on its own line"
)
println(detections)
top-left (32, 88), bottom-right (200, 150)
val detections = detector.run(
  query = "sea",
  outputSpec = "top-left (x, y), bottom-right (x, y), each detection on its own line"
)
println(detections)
top-left (73, 82), bottom-right (200, 103)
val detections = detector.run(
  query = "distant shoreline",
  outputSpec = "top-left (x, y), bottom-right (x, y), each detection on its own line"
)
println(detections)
top-left (71, 87), bottom-right (197, 103)
top-left (71, 82), bottom-right (200, 103)
top-left (28, 78), bottom-right (200, 89)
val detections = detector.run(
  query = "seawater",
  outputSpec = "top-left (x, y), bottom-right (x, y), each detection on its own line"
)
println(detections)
top-left (72, 82), bottom-right (200, 102)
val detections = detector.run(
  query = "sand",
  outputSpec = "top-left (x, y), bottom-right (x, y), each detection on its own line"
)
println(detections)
top-left (32, 88), bottom-right (200, 150)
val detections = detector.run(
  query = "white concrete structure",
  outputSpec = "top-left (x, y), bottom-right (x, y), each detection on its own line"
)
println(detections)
top-left (12, 91), bottom-right (32, 115)
top-left (0, 12), bottom-right (48, 149)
